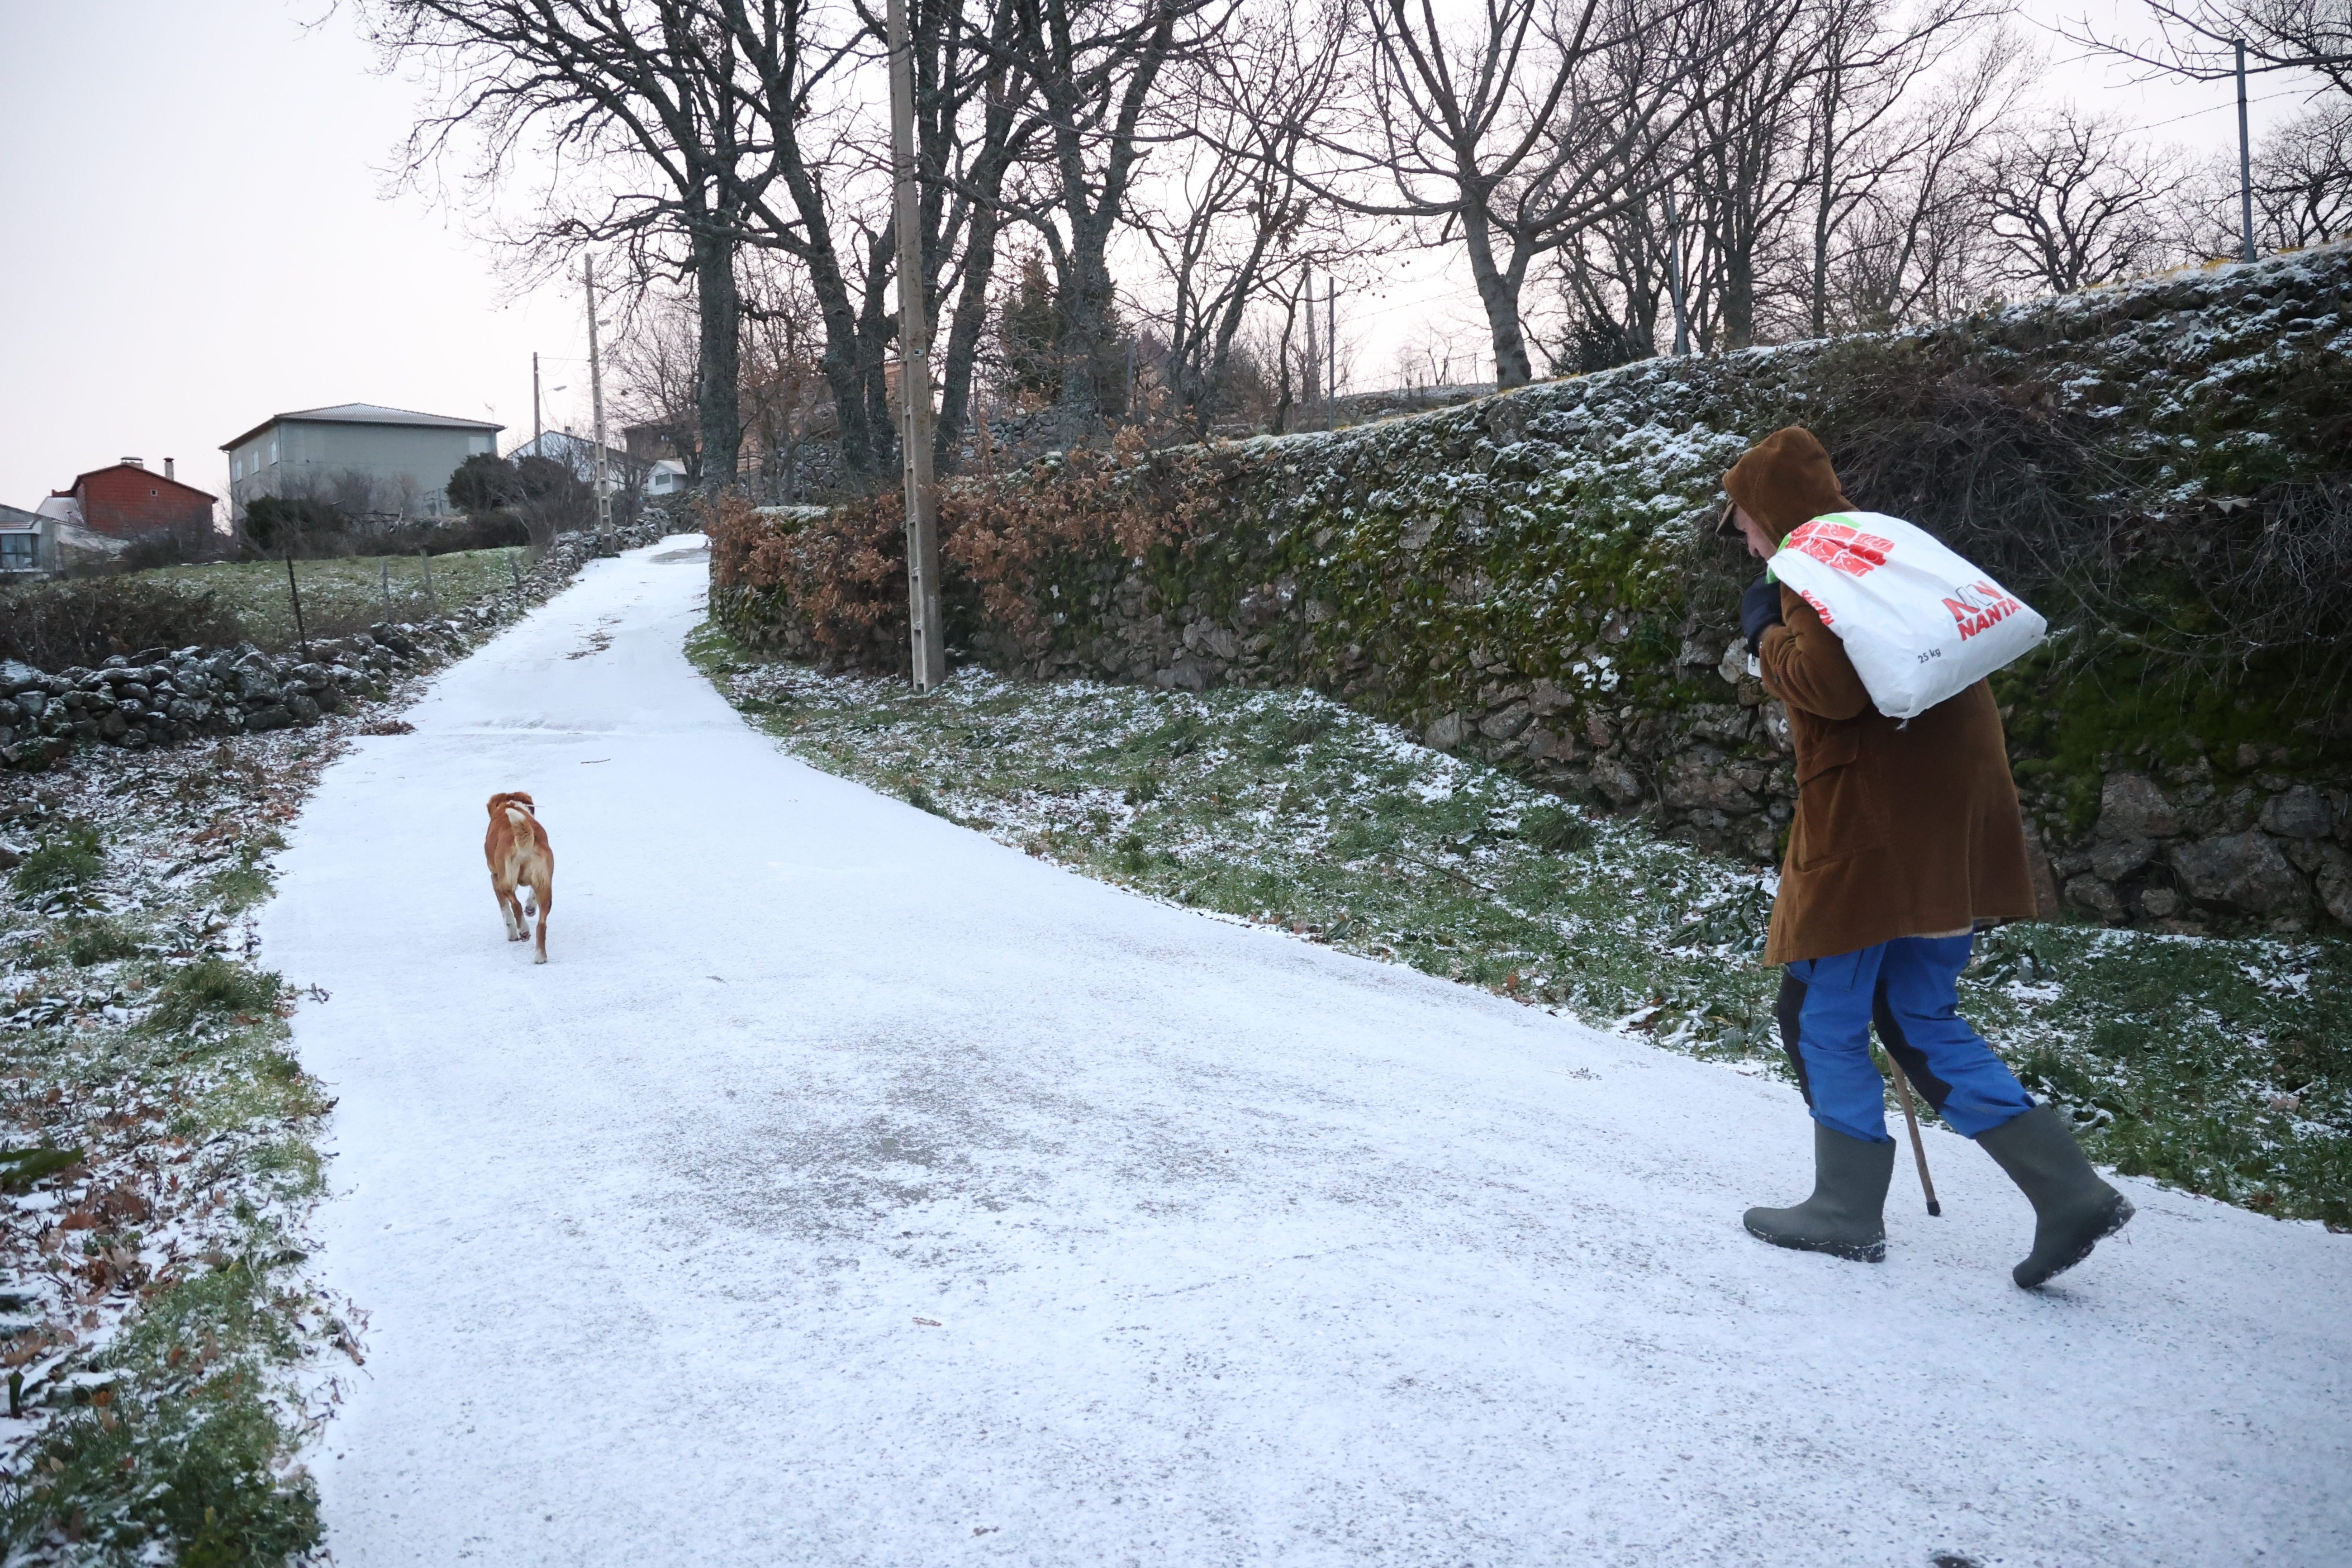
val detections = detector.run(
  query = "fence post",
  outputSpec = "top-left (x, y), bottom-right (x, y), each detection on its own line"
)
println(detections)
top-left (283, 549), bottom-right (310, 661)
top-left (419, 548), bottom-right (437, 618)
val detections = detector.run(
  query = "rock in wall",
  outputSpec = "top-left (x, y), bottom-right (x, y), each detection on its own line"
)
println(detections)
top-left (718, 245), bottom-right (2352, 933)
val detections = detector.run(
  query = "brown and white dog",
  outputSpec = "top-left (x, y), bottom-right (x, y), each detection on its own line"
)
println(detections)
top-left (484, 791), bottom-right (554, 963)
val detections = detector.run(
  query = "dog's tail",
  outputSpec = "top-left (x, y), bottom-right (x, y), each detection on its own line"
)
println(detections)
top-left (503, 803), bottom-right (534, 829)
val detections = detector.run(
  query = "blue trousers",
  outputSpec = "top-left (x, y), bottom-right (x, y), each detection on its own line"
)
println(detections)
top-left (1776, 935), bottom-right (2035, 1144)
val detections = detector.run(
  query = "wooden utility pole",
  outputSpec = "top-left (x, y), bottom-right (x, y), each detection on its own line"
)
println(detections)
top-left (532, 351), bottom-right (544, 456)
top-left (889, 0), bottom-right (946, 693)
top-left (584, 257), bottom-right (613, 536)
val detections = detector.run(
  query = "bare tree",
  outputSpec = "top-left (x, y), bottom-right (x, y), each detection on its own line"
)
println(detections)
top-left (1135, 0), bottom-right (1358, 431)
top-left (975, 0), bottom-right (1237, 431)
top-left (2069, 1), bottom-right (2352, 104)
top-left (366, 0), bottom-right (817, 494)
top-left (1818, 27), bottom-right (2020, 328)
top-left (611, 290), bottom-right (710, 488)
top-left (738, 255), bottom-right (832, 500)
top-left (1303, 0), bottom-right (1702, 387)
top-left (1972, 109), bottom-right (2194, 294)
top-left (2228, 105), bottom-right (2352, 246)
top-left (1678, 0), bottom-right (1839, 348)
top-left (1791, 0), bottom-right (1987, 337)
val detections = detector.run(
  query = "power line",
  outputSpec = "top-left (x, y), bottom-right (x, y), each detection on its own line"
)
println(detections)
top-left (2112, 85), bottom-right (2304, 136)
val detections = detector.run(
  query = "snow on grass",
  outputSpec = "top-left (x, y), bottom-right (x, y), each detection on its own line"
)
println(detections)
top-left (0, 733), bottom-right (356, 1560)
top-left (0, 532), bottom-right (657, 1561)
top-left (693, 634), bottom-right (2351, 1231)
top-left (130, 548), bottom-right (531, 650)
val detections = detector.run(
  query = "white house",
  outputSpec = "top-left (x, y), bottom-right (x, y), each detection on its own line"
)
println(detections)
top-left (646, 459), bottom-right (689, 498)
top-left (510, 430), bottom-right (681, 498)
top-left (223, 404), bottom-right (503, 518)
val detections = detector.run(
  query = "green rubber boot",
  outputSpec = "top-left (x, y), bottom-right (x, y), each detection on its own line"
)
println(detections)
top-left (1977, 1105), bottom-right (2134, 1288)
top-left (1744, 1124), bottom-right (1896, 1263)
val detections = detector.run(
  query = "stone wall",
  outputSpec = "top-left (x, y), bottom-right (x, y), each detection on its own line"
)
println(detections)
top-left (1, 520), bottom-right (670, 772)
top-left (718, 245), bottom-right (2352, 935)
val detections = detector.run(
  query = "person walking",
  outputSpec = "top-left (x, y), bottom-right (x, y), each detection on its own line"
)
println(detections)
top-left (1721, 427), bottom-right (2133, 1288)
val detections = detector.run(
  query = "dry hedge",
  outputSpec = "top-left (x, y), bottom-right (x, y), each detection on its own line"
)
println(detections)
top-left (0, 579), bottom-right (247, 671)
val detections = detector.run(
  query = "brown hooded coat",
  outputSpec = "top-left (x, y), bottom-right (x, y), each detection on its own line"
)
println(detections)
top-left (1723, 428), bottom-right (2037, 965)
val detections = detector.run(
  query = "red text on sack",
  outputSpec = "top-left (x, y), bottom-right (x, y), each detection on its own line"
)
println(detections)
top-left (1786, 520), bottom-right (1893, 578)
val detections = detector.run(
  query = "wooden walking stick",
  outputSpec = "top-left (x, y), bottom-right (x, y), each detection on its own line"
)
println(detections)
top-left (1886, 1053), bottom-right (1942, 1216)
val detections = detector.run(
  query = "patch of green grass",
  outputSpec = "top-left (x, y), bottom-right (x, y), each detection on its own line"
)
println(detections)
top-left (11, 823), bottom-right (105, 899)
top-left (0, 1145), bottom-right (85, 1193)
top-left (1962, 923), bottom-right (2351, 1225)
top-left (62, 917), bottom-right (144, 967)
top-left (145, 960), bottom-right (282, 1037)
top-left (0, 1259), bottom-right (323, 1564)
top-left (200, 832), bottom-right (286, 916)
top-left (133, 548), bottom-right (527, 647)
top-left (694, 624), bottom-right (2352, 1230)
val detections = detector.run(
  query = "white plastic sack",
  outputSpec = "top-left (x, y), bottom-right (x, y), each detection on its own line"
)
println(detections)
top-left (1766, 511), bottom-right (2045, 720)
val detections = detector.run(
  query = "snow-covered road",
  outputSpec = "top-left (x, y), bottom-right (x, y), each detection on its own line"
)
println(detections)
top-left (263, 537), bottom-right (2352, 1567)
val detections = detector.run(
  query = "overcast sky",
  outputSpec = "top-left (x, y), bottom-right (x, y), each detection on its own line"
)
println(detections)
top-left (0, 0), bottom-right (2323, 516)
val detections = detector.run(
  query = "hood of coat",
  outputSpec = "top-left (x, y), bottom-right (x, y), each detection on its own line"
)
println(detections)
top-left (1722, 427), bottom-right (1851, 542)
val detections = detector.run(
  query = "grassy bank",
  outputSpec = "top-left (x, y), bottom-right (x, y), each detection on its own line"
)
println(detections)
top-left (0, 727), bottom-right (367, 1561)
top-left (130, 549), bottom-right (530, 650)
top-left (691, 628), bottom-right (2351, 1231)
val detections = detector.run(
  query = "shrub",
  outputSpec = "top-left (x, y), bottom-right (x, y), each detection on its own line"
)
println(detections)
top-left (145, 960), bottom-right (281, 1036)
top-left (0, 578), bottom-right (245, 669)
top-left (707, 492), bottom-right (922, 668)
top-left (10, 824), bottom-right (104, 898)
top-left (448, 453), bottom-right (593, 545)
top-left (241, 495), bottom-right (347, 553)
top-left (64, 917), bottom-right (143, 966)
top-left (1518, 803), bottom-right (1597, 855)
top-left (448, 453), bottom-right (525, 514)
top-left (373, 513), bottom-right (531, 554)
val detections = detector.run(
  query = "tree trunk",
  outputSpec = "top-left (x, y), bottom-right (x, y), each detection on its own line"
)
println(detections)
top-left (935, 200), bottom-right (1003, 472)
top-left (855, 227), bottom-right (900, 480)
top-left (1054, 231), bottom-right (1118, 423)
top-left (693, 227), bottom-right (744, 494)
top-left (1461, 209), bottom-right (1534, 387)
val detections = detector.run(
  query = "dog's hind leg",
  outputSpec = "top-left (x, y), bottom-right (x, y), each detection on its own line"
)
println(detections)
top-left (530, 876), bottom-right (551, 964)
top-left (494, 874), bottom-right (526, 940)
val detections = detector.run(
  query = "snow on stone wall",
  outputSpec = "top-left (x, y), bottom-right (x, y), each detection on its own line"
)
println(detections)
top-left (0, 521), bottom-right (671, 771)
top-left (720, 245), bottom-right (2352, 934)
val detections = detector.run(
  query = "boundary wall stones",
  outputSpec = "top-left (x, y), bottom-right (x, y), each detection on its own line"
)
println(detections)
top-left (712, 247), bottom-right (2352, 934)
top-left (0, 519), bottom-right (671, 772)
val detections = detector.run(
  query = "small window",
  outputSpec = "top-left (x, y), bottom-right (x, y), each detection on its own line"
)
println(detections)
top-left (0, 534), bottom-right (33, 571)
top-left (268, 440), bottom-right (279, 463)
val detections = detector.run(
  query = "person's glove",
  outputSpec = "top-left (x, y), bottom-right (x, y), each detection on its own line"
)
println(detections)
top-left (1740, 575), bottom-right (1784, 655)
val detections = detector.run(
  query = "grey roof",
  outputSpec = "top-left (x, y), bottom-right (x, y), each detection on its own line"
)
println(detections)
top-left (0, 503), bottom-right (43, 529)
top-left (221, 403), bottom-right (504, 451)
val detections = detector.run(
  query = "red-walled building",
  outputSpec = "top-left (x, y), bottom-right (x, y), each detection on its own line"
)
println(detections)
top-left (51, 458), bottom-right (216, 543)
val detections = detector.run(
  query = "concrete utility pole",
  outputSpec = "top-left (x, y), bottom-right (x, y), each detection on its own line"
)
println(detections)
top-left (1664, 184), bottom-right (1691, 356)
top-left (584, 257), bottom-right (613, 536)
top-left (1326, 279), bottom-right (1337, 425)
top-left (889, 0), bottom-right (946, 693)
top-left (2235, 39), bottom-right (2257, 263)
top-left (1302, 261), bottom-right (1320, 429)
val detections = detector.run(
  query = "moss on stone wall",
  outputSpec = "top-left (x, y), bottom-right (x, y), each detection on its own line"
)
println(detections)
top-left (717, 245), bottom-right (2352, 930)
